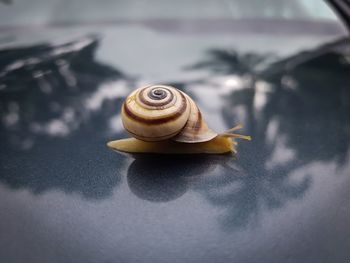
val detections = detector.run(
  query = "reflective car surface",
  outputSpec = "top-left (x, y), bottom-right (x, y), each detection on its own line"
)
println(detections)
top-left (1, 1), bottom-right (350, 263)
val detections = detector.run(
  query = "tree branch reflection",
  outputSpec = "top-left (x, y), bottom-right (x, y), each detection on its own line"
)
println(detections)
top-left (0, 36), bottom-right (130, 199)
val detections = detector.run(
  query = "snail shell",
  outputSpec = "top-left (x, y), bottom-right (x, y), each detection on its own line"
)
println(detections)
top-left (108, 84), bottom-right (251, 154)
top-left (121, 85), bottom-right (217, 143)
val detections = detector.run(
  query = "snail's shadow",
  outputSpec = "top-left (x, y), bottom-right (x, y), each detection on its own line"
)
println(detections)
top-left (127, 154), bottom-right (233, 202)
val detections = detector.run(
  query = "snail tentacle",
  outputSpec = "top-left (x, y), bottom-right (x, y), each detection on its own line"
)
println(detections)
top-left (219, 124), bottom-right (252, 141)
top-left (224, 124), bottom-right (243, 133)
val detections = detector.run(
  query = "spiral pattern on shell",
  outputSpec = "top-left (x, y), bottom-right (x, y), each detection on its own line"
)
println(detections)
top-left (122, 85), bottom-right (189, 141)
top-left (122, 85), bottom-right (217, 142)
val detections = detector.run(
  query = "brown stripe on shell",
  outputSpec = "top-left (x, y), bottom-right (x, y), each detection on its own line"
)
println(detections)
top-left (138, 87), bottom-right (174, 108)
top-left (123, 92), bottom-right (187, 125)
top-left (172, 95), bottom-right (217, 143)
top-left (124, 126), bottom-right (181, 141)
top-left (192, 110), bottom-right (202, 132)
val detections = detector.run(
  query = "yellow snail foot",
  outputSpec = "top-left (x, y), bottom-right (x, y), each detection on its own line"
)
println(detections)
top-left (107, 135), bottom-right (238, 154)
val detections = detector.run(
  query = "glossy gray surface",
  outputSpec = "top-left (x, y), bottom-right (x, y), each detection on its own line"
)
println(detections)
top-left (1, 9), bottom-right (350, 263)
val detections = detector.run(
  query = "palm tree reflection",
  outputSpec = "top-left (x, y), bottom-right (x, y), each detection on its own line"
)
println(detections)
top-left (187, 48), bottom-right (275, 76)
top-left (194, 39), bottom-right (350, 231)
top-left (128, 38), bottom-right (350, 231)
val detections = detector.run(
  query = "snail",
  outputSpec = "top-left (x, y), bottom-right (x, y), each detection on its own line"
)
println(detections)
top-left (107, 85), bottom-right (251, 154)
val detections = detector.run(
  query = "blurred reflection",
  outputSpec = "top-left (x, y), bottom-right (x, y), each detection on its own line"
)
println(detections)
top-left (0, 0), bottom-right (11, 5)
top-left (187, 48), bottom-right (275, 75)
top-left (195, 158), bottom-right (311, 231)
top-left (190, 38), bottom-right (350, 231)
top-left (0, 36), bottom-right (129, 199)
top-left (127, 155), bottom-right (233, 202)
top-left (225, 0), bottom-right (310, 19)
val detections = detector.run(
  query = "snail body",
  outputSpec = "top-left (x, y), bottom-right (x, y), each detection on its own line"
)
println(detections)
top-left (107, 85), bottom-right (251, 154)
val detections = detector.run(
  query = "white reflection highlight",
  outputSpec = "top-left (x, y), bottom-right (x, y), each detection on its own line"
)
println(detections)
top-left (5, 60), bottom-right (24, 71)
top-left (254, 80), bottom-right (272, 112)
top-left (52, 38), bottom-right (94, 58)
top-left (31, 119), bottom-right (69, 137)
top-left (266, 118), bottom-right (279, 145)
top-left (281, 75), bottom-right (297, 90)
top-left (85, 80), bottom-right (128, 111)
top-left (56, 59), bottom-right (77, 88)
top-left (108, 114), bottom-right (124, 134)
top-left (33, 70), bottom-right (45, 79)
top-left (3, 102), bottom-right (19, 127)
top-left (266, 135), bottom-right (296, 170)
top-left (266, 117), bottom-right (296, 169)
top-left (224, 75), bottom-right (243, 89)
top-left (208, 75), bottom-right (246, 95)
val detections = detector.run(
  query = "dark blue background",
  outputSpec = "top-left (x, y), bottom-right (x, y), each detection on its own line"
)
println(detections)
top-left (0, 2), bottom-right (350, 262)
